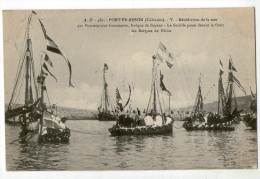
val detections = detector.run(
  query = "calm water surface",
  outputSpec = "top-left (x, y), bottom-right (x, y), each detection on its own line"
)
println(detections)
top-left (5, 120), bottom-right (257, 170)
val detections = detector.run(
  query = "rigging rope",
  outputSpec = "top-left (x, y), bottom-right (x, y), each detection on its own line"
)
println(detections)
top-left (70, 129), bottom-right (91, 135)
top-left (13, 62), bottom-right (26, 105)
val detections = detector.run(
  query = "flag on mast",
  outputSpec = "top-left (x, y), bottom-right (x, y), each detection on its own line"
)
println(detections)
top-left (219, 59), bottom-right (224, 76)
top-left (160, 71), bottom-right (171, 96)
top-left (156, 42), bottom-right (174, 68)
top-left (42, 63), bottom-right (57, 82)
top-left (104, 63), bottom-right (109, 71)
top-left (39, 19), bottom-right (73, 87)
top-left (44, 53), bottom-right (53, 67)
top-left (229, 59), bottom-right (237, 72)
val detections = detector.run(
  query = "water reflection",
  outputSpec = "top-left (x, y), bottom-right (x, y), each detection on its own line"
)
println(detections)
top-left (14, 142), bottom-right (69, 170)
top-left (5, 121), bottom-right (257, 170)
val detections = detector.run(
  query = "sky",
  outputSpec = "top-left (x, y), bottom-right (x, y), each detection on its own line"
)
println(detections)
top-left (3, 8), bottom-right (256, 111)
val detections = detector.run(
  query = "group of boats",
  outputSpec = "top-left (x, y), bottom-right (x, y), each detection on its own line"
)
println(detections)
top-left (5, 11), bottom-right (257, 144)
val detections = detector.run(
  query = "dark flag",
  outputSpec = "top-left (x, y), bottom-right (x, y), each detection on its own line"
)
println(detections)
top-left (116, 88), bottom-right (123, 112)
top-left (104, 63), bottom-right (109, 71)
top-left (160, 71), bottom-right (171, 96)
top-left (39, 19), bottom-right (73, 87)
top-left (43, 63), bottom-right (57, 82)
top-left (38, 19), bottom-right (47, 39)
top-left (219, 59), bottom-right (224, 76)
top-left (44, 53), bottom-right (53, 67)
top-left (229, 59), bottom-right (237, 72)
top-left (166, 61), bottom-right (173, 68)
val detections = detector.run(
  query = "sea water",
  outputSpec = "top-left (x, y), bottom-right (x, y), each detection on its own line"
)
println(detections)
top-left (5, 120), bottom-right (257, 170)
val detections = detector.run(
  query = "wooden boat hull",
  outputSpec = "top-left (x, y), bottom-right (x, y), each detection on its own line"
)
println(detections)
top-left (20, 127), bottom-right (70, 143)
top-left (182, 120), bottom-right (236, 131)
top-left (243, 114), bottom-right (257, 130)
top-left (5, 118), bottom-right (20, 125)
top-left (98, 112), bottom-right (116, 121)
top-left (108, 122), bottom-right (173, 136)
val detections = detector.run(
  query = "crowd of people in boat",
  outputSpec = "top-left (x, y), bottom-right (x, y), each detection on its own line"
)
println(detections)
top-left (112, 108), bottom-right (172, 128)
top-left (184, 112), bottom-right (237, 125)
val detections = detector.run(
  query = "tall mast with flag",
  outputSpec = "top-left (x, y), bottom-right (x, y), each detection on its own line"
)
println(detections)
top-left (146, 42), bottom-right (173, 118)
top-left (224, 56), bottom-right (246, 116)
top-left (5, 11), bottom-right (72, 143)
top-left (217, 59), bottom-right (226, 116)
top-left (98, 63), bottom-right (116, 121)
top-left (191, 73), bottom-right (204, 115)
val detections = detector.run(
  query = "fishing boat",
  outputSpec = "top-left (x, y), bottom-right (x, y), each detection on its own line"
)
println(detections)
top-left (97, 64), bottom-right (117, 121)
top-left (5, 11), bottom-right (73, 143)
top-left (183, 57), bottom-right (246, 131)
top-left (109, 43), bottom-right (174, 136)
top-left (243, 88), bottom-right (257, 129)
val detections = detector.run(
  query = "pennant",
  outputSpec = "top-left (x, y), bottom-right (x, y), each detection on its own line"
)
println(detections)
top-left (156, 42), bottom-right (174, 68)
top-left (46, 35), bottom-right (62, 54)
top-left (159, 42), bottom-right (167, 52)
top-left (166, 61), bottom-right (173, 68)
top-left (220, 59), bottom-right (223, 67)
top-left (39, 19), bottom-right (73, 87)
top-left (160, 71), bottom-right (171, 96)
top-left (219, 59), bottom-right (224, 76)
top-left (39, 19), bottom-right (47, 39)
top-left (229, 59), bottom-right (237, 72)
top-left (44, 53), bottom-right (53, 67)
top-left (43, 63), bottom-right (57, 82)
top-left (104, 63), bottom-right (109, 71)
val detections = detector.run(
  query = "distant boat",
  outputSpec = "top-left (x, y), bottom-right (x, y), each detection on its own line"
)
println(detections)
top-left (97, 63), bottom-right (117, 121)
top-left (243, 87), bottom-right (257, 129)
top-left (5, 11), bottom-right (73, 143)
top-left (109, 43), bottom-right (174, 136)
top-left (183, 57), bottom-right (245, 131)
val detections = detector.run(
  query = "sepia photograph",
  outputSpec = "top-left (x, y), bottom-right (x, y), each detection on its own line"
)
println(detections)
top-left (2, 7), bottom-right (257, 172)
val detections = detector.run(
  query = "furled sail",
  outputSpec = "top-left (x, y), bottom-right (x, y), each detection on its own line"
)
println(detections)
top-left (192, 74), bottom-right (204, 115)
top-left (224, 57), bottom-right (245, 116)
top-left (217, 60), bottom-right (226, 116)
top-left (146, 43), bottom-right (174, 117)
top-left (99, 63), bottom-right (114, 113)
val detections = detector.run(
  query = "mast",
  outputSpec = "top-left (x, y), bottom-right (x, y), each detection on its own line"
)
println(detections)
top-left (168, 95), bottom-right (171, 115)
top-left (153, 82), bottom-right (156, 117)
top-left (192, 74), bottom-right (203, 115)
top-left (38, 66), bottom-right (46, 139)
top-left (146, 55), bottom-right (164, 118)
top-left (217, 71), bottom-right (225, 116)
top-left (103, 67), bottom-right (107, 112)
top-left (101, 63), bottom-right (111, 113)
top-left (225, 68), bottom-right (233, 115)
top-left (25, 38), bottom-right (32, 105)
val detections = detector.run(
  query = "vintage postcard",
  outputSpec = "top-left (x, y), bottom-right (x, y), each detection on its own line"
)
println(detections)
top-left (3, 8), bottom-right (257, 171)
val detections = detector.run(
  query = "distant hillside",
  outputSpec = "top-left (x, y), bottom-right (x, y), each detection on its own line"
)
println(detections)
top-left (175, 95), bottom-right (252, 113)
top-left (4, 95), bottom-right (253, 120)
top-left (55, 106), bottom-right (97, 119)
top-left (4, 103), bottom-right (98, 120)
